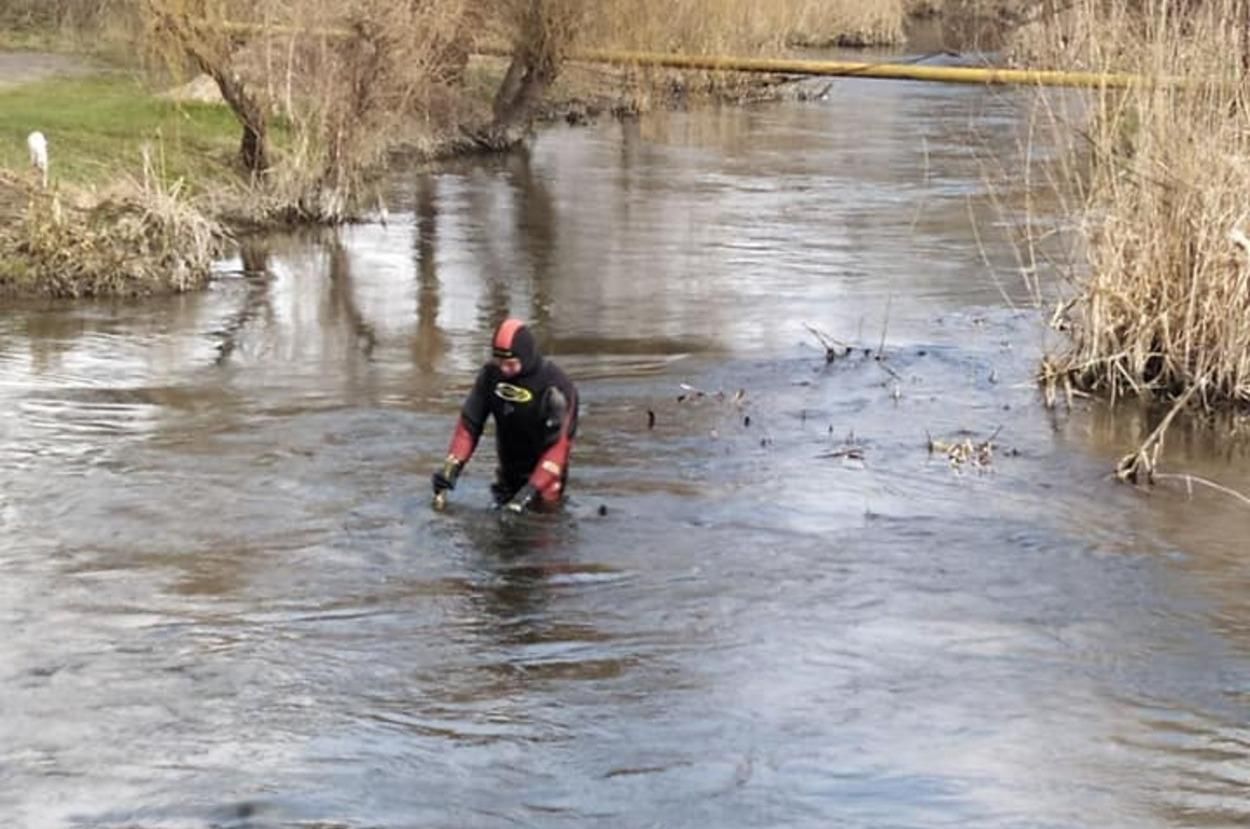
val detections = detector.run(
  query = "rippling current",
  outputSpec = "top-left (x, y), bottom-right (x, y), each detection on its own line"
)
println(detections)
top-left (3, 67), bottom-right (1250, 829)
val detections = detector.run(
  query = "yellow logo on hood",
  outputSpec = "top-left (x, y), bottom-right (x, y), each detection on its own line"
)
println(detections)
top-left (494, 382), bottom-right (533, 403)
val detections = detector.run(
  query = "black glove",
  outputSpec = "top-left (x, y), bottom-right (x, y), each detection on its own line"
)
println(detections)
top-left (503, 483), bottom-right (539, 515)
top-left (432, 458), bottom-right (462, 494)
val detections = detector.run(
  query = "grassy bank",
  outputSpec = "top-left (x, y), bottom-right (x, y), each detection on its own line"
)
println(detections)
top-left (1024, 0), bottom-right (1250, 416)
top-left (0, 72), bottom-right (240, 297)
top-left (0, 74), bottom-right (242, 187)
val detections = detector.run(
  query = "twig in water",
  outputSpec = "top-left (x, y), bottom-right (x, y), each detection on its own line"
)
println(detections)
top-left (1153, 473), bottom-right (1250, 509)
top-left (876, 287), bottom-right (893, 361)
top-left (803, 323), bottom-right (850, 363)
top-left (818, 446), bottom-right (865, 461)
top-left (1116, 381), bottom-right (1204, 485)
top-left (819, 429), bottom-right (865, 462)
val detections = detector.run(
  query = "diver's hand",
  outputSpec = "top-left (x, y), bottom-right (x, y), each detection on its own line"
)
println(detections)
top-left (431, 458), bottom-right (462, 494)
top-left (503, 483), bottom-right (539, 515)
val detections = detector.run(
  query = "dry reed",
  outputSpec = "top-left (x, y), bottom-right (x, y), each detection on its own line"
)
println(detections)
top-left (581, 0), bottom-right (906, 53)
top-left (1026, 0), bottom-right (1250, 412)
top-left (0, 156), bottom-right (225, 298)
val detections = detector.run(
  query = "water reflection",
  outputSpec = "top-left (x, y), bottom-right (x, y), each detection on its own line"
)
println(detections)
top-left (327, 233), bottom-right (378, 360)
top-left (213, 239), bottom-right (274, 367)
top-left (412, 173), bottom-right (449, 373)
top-left (505, 148), bottom-right (558, 336)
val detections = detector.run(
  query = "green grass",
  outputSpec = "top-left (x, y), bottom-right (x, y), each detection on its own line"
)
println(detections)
top-left (0, 73), bottom-right (245, 191)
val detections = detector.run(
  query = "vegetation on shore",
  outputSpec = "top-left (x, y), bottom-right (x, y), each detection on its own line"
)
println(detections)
top-left (0, 169), bottom-right (224, 298)
top-left (0, 72), bottom-right (239, 297)
top-left (1012, 0), bottom-right (1250, 487)
top-left (0, 0), bottom-right (984, 298)
top-left (1023, 0), bottom-right (1250, 420)
top-left (0, 0), bottom-right (1050, 300)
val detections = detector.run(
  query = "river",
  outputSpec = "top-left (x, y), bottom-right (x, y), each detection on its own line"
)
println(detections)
top-left (2, 69), bottom-right (1249, 829)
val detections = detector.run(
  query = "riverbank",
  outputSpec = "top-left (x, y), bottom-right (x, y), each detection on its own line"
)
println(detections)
top-left (0, 45), bottom-right (853, 298)
top-left (1019, 0), bottom-right (1250, 425)
top-left (0, 67), bottom-right (240, 297)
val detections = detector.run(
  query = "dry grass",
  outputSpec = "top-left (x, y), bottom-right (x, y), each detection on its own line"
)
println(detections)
top-left (1026, 0), bottom-right (1250, 412)
top-left (0, 0), bottom-right (143, 59)
top-left (507, 0), bottom-right (918, 117)
top-left (582, 0), bottom-right (907, 53)
top-left (0, 159), bottom-right (225, 298)
top-left (138, 0), bottom-right (476, 220)
top-left (1, 0), bottom-right (134, 33)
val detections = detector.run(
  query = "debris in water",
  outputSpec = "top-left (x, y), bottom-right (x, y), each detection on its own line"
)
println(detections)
top-left (819, 430), bottom-right (865, 463)
top-left (1116, 385), bottom-right (1199, 486)
top-left (647, 409), bottom-right (656, 429)
top-left (678, 382), bottom-right (707, 402)
top-left (803, 323), bottom-right (851, 363)
top-left (926, 426), bottom-right (1003, 473)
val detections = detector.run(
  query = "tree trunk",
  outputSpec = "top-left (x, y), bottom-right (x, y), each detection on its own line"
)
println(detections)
top-left (240, 120), bottom-right (268, 175)
top-left (146, 4), bottom-right (271, 176)
top-left (480, 1), bottom-right (562, 150)
top-left (480, 47), bottom-right (558, 149)
top-left (200, 63), bottom-right (270, 176)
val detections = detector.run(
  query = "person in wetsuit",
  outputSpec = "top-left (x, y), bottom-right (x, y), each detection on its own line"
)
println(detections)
top-left (431, 319), bottom-right (579, 513)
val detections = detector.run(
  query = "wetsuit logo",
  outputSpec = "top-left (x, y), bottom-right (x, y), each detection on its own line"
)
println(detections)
top-left (494, 383), bottom-right (533, 403)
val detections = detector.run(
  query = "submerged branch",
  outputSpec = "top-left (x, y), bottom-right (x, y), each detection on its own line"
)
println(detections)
top-left (1154, 473), bottom-right (1250, 508)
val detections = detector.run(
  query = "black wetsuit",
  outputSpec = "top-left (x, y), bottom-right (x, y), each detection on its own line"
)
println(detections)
top-left (446, 321), bottom-right (579, 504)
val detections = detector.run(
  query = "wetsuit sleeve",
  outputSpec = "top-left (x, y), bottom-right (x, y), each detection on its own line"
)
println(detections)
top-left (527, 382), bottom-right (578, 495)
top-left (447, 368), bottom-right (491, 465)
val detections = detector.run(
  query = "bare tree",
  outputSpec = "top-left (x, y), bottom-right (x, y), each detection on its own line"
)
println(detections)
top-left (479, 0), bottom-right (585, 148)
top-left (144, 0), bottom-right (272, 175)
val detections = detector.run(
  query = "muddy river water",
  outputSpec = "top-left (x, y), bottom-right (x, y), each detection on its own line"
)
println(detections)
top-left (2, 70), bottom-right (1250, 828)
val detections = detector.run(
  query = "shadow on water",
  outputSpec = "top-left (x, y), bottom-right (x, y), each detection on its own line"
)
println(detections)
top-left (4, 79), bottom-right (1250, 829)
top-left (412, 173), bottom-right (449, 373)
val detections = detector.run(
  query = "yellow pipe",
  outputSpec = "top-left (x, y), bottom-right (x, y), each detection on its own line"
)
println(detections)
top-left (193, 20), bottom-right (1141, 89)
top-left (564, 49), bottom-right (1142, 89)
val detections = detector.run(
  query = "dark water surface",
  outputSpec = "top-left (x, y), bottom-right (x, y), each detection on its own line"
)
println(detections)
top-left (3, 76), bottom-right (1249, 829)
